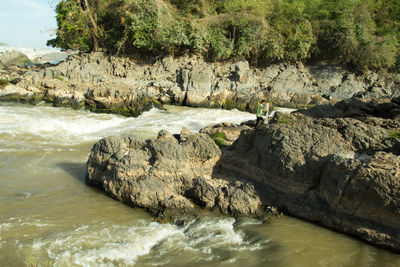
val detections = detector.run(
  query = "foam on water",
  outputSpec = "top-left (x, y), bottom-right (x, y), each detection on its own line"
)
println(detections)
top-left (0, 46), bottom-right (65, 62)
top-left (40, 222), bottom-right (180, 266)
top-left (2, 216), bottom-right (264, 266)
top-left (0, 223), bottom-right (11, 231)
top-left (0, 103), bottom-right (254, 150)
top-left (22, 217), bottom-right (264, 266)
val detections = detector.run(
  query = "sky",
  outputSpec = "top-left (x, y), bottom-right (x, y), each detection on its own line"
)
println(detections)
top-left (0, 0), bottom-right (59, 48)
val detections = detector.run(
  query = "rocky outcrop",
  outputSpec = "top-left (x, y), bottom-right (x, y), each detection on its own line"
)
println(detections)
top-left (85, 128), bottom-right (270, 221)
top-left (215, 98), bottom-right (400, 252)
top-left (86, 97), bottom-right (400, 252)
top-left (199, 122), bottom-right (252, 146)
top-left (2, 52), bottom-right (400, 116)
top-left (0, 50), bottom-right (30, 65)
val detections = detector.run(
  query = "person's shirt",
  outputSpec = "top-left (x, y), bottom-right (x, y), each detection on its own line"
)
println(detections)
top-left (256, 103), bottom-right (264, 117)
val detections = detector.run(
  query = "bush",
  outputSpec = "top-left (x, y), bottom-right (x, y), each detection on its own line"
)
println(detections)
top-left (47, 0), bottom-right (92, 51)
top-left (48, 0), bottom-right (400, 72)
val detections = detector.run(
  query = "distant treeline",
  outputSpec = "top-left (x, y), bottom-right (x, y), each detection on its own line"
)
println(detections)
top-left (47, 0), bottom-right (400, 73)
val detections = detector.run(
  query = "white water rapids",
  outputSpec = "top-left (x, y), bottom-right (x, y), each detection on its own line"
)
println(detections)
top-left (0, 103), bottom-right (399, 266)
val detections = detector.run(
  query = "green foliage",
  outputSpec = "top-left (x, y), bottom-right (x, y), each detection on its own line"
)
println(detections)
top-left (211, 132), bottom-right (227, 147)
top-left (48, 0), bottom-right (400, 72)
top-left (47, 0), bottom-right (93, 51)
top-left (266, 0), bottom-right (315, 62)
top-left (223, 99), bottom-right (236, 110)
top-left (207, 14), bottom-right (267, 62)
top-left (54, 75), bottom-right (64, 81)
top-left (305, 0), bottom-right (399, 73)
top-left (388, 132), bottom-right (400, 139)
top-left (169, 0), bottom-right (210, 17)
top-left (277, 115), bottom-right (296, 124)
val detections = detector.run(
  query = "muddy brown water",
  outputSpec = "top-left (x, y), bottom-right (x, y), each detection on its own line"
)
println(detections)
top-left (1, 103), bottom-right (399, 266)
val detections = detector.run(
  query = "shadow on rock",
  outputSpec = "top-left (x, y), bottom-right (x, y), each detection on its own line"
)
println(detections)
top-left (298, 97), bottom-right (400, 119)
top-left (210, 106), bottom-right (400, 253)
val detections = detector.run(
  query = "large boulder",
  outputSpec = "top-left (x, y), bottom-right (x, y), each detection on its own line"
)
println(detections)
top-left (85, 97), bottom-right (400, 251)
top-left (215, 98), bottom-right (400, 252)
top-left (86, 128), bottom-right (268, 220)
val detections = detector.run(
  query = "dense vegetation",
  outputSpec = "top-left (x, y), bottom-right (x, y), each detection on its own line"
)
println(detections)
top-left (47, 0), bottom-right (400, 73)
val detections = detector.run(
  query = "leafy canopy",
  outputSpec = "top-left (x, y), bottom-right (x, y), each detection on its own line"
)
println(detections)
top-left (48, 0), bottom-right (400, 72)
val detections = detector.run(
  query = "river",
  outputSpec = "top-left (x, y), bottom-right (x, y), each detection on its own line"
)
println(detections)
top-left (1, 102), bottom-right (399, 267)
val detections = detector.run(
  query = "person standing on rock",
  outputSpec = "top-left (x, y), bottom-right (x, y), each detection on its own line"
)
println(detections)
top-left (255, 100), bottom-right (266, 128)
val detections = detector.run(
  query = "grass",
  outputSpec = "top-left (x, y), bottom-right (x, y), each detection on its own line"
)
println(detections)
top-left (54, 75), bottom-right (64, 81)
top-left (223, 99), bottom-right (236, 110)
top-left (277, 115), bottom-right (296, 124)
top-left (211, 132), bottom-right (227, 147)
top-left (296, 104), bottom-right (316, 109)
top-left (387, 132), bottom-right (400, 139)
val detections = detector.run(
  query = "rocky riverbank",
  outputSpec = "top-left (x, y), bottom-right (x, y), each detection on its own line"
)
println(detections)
top-left (86, 97), bottom-right (400, 252)
top-left (1, 51), bottom-right (399, 116)
top-left (2, 50), bottom-right (399, 251)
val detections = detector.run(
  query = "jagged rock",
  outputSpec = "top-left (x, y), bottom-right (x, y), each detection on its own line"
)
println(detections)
top-left (214, 98), bottom-right (400, 252)
top-left (33, 52), bottom-right (67, 64)
top-left (86, 97), bottom-right (400, 251)
top-left (199, 122), bottom-right (251, 145)
top-left (86, 129), bottom-right (269, 219)
top-left (2, 52), bottom-right (399, 116)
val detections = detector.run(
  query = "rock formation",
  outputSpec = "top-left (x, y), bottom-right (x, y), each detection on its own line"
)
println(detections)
top-left (215, 97), bottom-right (400, 252)
top-left (86, 97), bottom-right (400, 252)
top-left (1, 52), bottom-right (399, 116)
top-left (86, 128), bottom-right (269, 221)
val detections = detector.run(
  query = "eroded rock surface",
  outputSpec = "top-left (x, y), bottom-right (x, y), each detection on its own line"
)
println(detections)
top-left (86, 128), bottom-right (268, 221)
top-left (216, 98), bottom-right (400, 252)
top-left (86, 97), bottom-right (400, 252)
top-left (2, 52), bottom-right (400, 116)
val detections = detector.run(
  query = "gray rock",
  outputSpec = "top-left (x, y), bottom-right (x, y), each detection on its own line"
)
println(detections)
top-left (3, 51), bottom-right (400, 117)
top-left (214, 98), bottom-right (400, 252)
top-left (86, 97), bottom-right (400, 251)
top-left (86, 129), bottom-right (271, 219)
top-left (0, 50), bottom-right (29, 65)
top-left (184, 64), bottom-right (213, 105)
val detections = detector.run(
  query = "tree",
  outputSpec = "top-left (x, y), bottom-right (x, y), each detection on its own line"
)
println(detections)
top-left (80, 0), bottom-right (103, 51)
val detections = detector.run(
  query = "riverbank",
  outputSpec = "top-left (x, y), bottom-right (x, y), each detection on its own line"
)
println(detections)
top-left (2, 51), bottom-right (400, 253)
top-left (1, 51), bottom-right (399, 117)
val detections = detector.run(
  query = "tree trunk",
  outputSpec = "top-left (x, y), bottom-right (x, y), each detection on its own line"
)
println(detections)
top-left (81, 0), bottom-right (101, 51)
